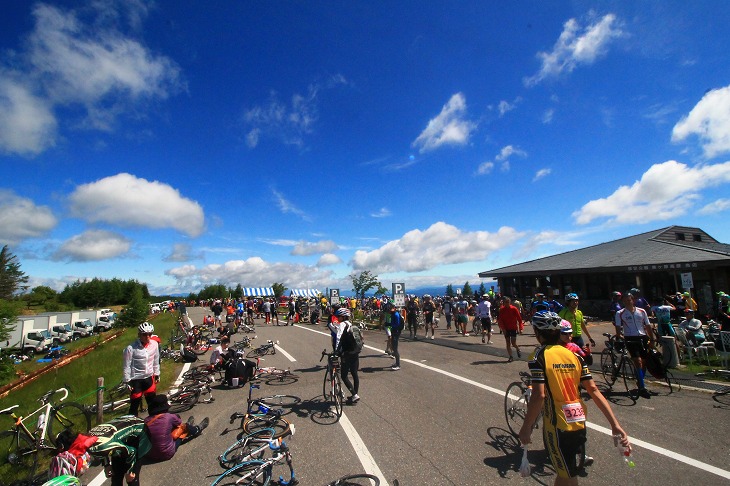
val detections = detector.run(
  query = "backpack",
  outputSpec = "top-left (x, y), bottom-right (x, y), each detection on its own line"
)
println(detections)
top-left (644, 347), bottom-right (667, 379)
top-left (339, 324), bottom-right (363, 355)
top-left (350, 325), bottom-right (364, 353)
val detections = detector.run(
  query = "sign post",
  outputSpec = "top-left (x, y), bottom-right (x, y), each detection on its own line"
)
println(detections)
top-left (392, 283), bottom-right (405, 307)
top-left (329, 289), bottom-right (340, 305)
top-left (680, 272), bottom-right (693, 290)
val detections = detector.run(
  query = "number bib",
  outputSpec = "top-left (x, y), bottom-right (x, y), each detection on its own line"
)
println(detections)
top-left (562, 402), bottom-right (585, 423)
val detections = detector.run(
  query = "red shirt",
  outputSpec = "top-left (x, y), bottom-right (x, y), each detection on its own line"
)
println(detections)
top-left (497, 304), bottom-right (523, 331)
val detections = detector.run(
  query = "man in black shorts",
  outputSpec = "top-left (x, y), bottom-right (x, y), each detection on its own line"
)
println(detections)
top-left (615, 292), bottom-right (654, 399)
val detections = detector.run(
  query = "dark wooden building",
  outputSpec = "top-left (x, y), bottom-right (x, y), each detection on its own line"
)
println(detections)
top-left (478, 226), bottom-right (730, 318)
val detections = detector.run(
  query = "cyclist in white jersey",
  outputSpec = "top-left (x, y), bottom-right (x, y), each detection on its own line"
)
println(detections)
top-left (614, 293), bottom-right (654, 399)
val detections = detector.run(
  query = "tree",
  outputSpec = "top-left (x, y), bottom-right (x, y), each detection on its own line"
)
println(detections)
top-left (445, 284), bottom-right (455, 297)
top-left (233, 284), bottom-right (243, 299)
top-left (115, 287), bottom-right (149, 328)
top-left (478, 282), bottom-right (486, 297)
top-left (374, 284), bottom-right (389, 297)
top-left (350, 271), bottom-right (381, 301)
top-left (0, 299), bottom-right (23, 342)
top-left (0, 246), bottom-right (28, 299)
top-left (272, 282), bottom-right (287, 301)
top-left (27, 286), bottom-right (57, 307)
top-left (462, 281), bottom-right (473, 297)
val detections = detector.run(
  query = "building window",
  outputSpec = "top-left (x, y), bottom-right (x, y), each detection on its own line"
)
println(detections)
top-left (693, 234), bottom-right (702, 242)
top-left (676, 232), bottom-right (685, 241)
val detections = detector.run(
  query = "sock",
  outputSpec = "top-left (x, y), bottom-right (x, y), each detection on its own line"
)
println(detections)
top-left (636, 368), bottom-right (645, 389)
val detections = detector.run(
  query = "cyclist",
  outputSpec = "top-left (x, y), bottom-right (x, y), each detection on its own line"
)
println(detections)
top-left (615, 292), bottom-right (654, 399)
top-left (422, 294), bottom-right (437, 340)
top-left (123, 322), bottom-right (160, 416)
top-left (333, 307), bottom-right (361, 405)
top-left (406, 296), bottom-right (419, 340)
top-left (390, 305), bottom-right (404, 370)
top-left (558, 293), bottom-right (596, 349)
top-left (87, 415), bottom-right (151, 486)
top-left (609, 291), bottom-right (623, 318)
top-left (519, 311), bottom-right (630, 486)
top-left (497, 297), bottom-right (523, 362)
top-left (477, 295), bottom-right (493, 344)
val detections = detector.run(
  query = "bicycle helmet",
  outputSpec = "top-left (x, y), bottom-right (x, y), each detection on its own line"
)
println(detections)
top-left (423, 294), bottom-right (431, 299)
top-left (42, 476), bottom-right (81, 486)
top-left (531, 311), bottom-right (562, 331)
top-left (629, 288), bottom-right (640, 296)
top-left (612, 291), bottom-right (622, 298)
top-left (138, 322), bottom-right (154, 334)
top-left (560, 319), bottom-right (573, 334)
top-left (565, 293), bottom-right (579, 302)
top-left (335, 308), bottom-right (351, 319)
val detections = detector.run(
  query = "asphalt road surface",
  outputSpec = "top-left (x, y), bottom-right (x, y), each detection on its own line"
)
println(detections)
top-left (87, 307), bottom-right (730, 485)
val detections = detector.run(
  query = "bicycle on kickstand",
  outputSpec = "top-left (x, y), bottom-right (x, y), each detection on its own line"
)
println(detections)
top-left (0, 387), bottom-right (91, 484)
top-left (320, 349), bottom-right (344, 418)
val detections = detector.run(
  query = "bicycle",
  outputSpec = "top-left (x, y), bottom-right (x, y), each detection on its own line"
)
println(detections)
top-left (599, 333), bottom-right (639, 400)
top-left (695, 369), bottom-right (730, 406)
top-left (471, 316), bottom-right (483, 336)
top-left (218, 426), bottom-right (296, 469)
top-left (85, 381), bottom-right (131, 414)
top-left (504, 371), bottom-right (541, 437)
top-left (325, 474), bottom-right (380, 485)
top-left (246, 340), bottom-right (278, 359)
top-left (231, 384), bottom-right (292, 438)
top-left (0, 388), bottom-right (91, 484)
top-left (211, 434), bottom-right (298, 486)
top-left (168, 380), bottom-right (214, 413)
top-left (320, 349), bottom-right (344, 418)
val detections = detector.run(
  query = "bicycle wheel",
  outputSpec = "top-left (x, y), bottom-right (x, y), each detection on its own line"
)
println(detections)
top-left (258, 395), bottom-right (301, 407)
top-left (242, 414), bottom-right (291, 439)
top-left (246, 348), bottom-right (263, 359)
top-left (332, 374), bottom-right (344, 418)
top-left (600, 349), bottom-right (617, 386)
top-left (49, 403), bottom-right (92, 443)
top-left (264, 371), bottom-right (298, 386)
top-left (328, 474), bottom-right (381, 486)
top-left (211, 459), bottom-right (270, 486)
top-left (504, 382), bottom-right (528, 437)
top-left (0, 431), bottom-right (37, 484)
top-left (620, 357), bottom-right (639, 400)
top-left (322, 368), bottom-right (331, 402)
top-left (219, 429), bottom-right (275, 468)
top-left (664, 370), bottom-right (680, 393)
top-left (168, 389), bottom-right (200, 413)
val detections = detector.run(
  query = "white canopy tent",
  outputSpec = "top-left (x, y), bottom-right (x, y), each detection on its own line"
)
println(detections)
top-left (243, 287), bottom-right (275, 297)
top-left (289, 289), bottom-right (321, 297)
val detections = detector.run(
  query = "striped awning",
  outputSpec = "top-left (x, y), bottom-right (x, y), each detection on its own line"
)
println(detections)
top-left (243, 287), bottom-right (275, 297)
top-left (290, 289), bottom-right (321, 297)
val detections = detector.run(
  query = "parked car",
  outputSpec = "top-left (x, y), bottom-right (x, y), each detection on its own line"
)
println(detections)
top-left (94, 315), bottom-right (115, 332)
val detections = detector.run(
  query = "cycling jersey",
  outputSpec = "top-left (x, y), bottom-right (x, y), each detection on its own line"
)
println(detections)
top-left (123, 339), bottom-right (160, 383)
top-left (88, 416), bottom-right (151, 477)
top-left (558, 308), bottom-right (584, 338)
top-left (529, 344), bottom-right (591, 432)
top-left (615, 307), bottom-right (650, 337)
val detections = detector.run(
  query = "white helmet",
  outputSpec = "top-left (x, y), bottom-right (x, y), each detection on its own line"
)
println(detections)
top-left (138, 322), bottom-right (154, 334)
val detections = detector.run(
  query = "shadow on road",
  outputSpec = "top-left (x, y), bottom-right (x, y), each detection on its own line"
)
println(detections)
top-left (484, 427), bottom-right (554, 484)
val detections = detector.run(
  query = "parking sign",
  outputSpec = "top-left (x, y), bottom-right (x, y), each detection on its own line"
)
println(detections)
top-left (392, 283), bottom-right (405, 307)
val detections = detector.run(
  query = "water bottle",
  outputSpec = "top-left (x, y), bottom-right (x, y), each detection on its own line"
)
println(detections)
top-left (258, 404), bottom-right (270, 414)
top-left (36, 412), bottom-right (45, 432)
top-left (613, 435), bottom-right (635, 468)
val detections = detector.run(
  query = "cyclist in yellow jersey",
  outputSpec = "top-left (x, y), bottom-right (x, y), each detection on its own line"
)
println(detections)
top-left (519, 311), bottom-right (630, 485)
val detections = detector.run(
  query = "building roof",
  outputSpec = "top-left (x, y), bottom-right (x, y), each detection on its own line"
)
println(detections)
top-left (479, 226), bottom-right (730, 278)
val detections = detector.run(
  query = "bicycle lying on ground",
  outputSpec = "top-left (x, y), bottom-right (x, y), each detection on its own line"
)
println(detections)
top-left (695, 369), bottom-right (730, 406)
top-left (218, 426), bottom-right (295, 469)
top-left (211, 432), bottom-right (298, 486)
top-left (246, 340), bottom-right (278, 358)
top-left (0, 387), bottom-right (91, 484)
top-left (168, 379), bottom-right (214, 414)
top-left (320, 349), bottom-right (344, 418)
top-left (230, 383), bottom-right (292, 438)
top-left (325, 474), bottom-right (381, 485)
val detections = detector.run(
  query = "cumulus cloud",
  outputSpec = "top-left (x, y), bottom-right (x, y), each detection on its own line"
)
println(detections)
top-left (412, 93), bottom-right (476, 153)
top-left (163, 243), bottom-right (203, 262)
top-left (573, 160), bottom-right (730, 225)
top-left (316, 253), bottom-right (342, 266)
top-left (291, 240), bottom-right (338, 256)
top-left (672, 85), bottom-right (730, 158)
top-left (351, 222), bottom-right (525, 273)
top-left (476, 145), bottom-right (527, 175)
top-left (0, 3), bottom-right (181, 155)
top-left (697, 198), bottom-right (730, 215)
top-left (0, 191), bottom-right (57, 245)
top-left (68, 173), bottom-right (205, 237)
top-left (533, 168), bottom-right (552, 181)
top-left (165, 257), bottom-right (335, 290)
top-left (476, 162), bottom-right (494, 175)
top-left (271, 189), bottom-right (311, 221)
top-left (53, 229), bottom-right (131, 261)
top-left (0, 75), bottom-right (57, 156)
top-left (524, 13), bottom-right (624, 87)
top-left (370, 207), bottom-right (391, 218)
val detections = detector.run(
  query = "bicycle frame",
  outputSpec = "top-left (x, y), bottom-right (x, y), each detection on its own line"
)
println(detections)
top-left (1, 388), bottom-right (70, 449)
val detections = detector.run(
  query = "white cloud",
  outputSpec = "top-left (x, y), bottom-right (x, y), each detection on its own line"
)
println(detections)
top-left (271, 188), bottom-right (311, 222)
top-left (316, 253), bottom-right (342, 266)
top-left (291, 240), bottom-right (338, 256)
top-left (697, 198), bottom-right (730, 215)
top-left (497, 97), bottom-right (522, 117)
top-left (573, 160), bottom-right (730, 225)
top-left (533, 168), bottom-right (552, 182)
top-left (412, 93), bottom-right (476, 153)
top-left (351, 222), bottom-right (525, 273)
top-left (163, 243), bottom-right (203, 262)
top-left (476, 145), bottom-right (527, 175)
top-left (0, 191), bottom-right (57, 245)
top-left (542, 108), bottom-right (555, 124)
top-left (53, 229), bottom-right (131, 261)
top-left (0, 75), bottom-right (57, 156)
top-left (68, 173), bottom-right (205, 237)
top-left (524, 14), bottom-right (624, 87)
top-left (165, 257), bottom-right (335, 290)
top-left (672, 85), bottom-right (730, 158)
top-left (476, 162), bottom-right (494, 175)
top-left (370, 207), bottom-right (391, 218)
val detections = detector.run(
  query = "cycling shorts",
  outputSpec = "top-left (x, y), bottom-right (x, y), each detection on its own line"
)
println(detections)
top-left (457, 315), bottom-right (468, 324)
top-left (544, 427), bottom-right (586, 479)
top-left (480, 317), bottom-right (492, 332)
top-left (625, 336), bottom-right (649, 359)
top-left (504, 329), bottom-right (517, 338)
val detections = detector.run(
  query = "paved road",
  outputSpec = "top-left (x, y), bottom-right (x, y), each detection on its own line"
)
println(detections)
top-left (88, 307), bottom-right (730, 485)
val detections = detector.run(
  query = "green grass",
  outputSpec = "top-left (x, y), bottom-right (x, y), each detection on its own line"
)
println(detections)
top-left (0, 313), bottom-right (182, 425)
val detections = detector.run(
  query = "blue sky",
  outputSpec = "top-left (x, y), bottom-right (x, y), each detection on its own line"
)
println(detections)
top-left (2, 1), bottom-right (730, 296)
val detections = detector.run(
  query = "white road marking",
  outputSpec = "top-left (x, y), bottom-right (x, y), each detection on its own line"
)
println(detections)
top-left (275, 343), bottom-right (297, 362)
top-left (338, 412), bottom-right (389, 486)
top-left (88, 362), bottom-right (193, 485)
top-left (297, 324), bottom-right (730, 480)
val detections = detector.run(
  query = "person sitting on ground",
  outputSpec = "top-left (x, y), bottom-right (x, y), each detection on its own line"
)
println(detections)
top-left (144, 395), bottom-right (208, 463)
top-left (210, 336), bottom-right (233, 370)
top-left (679, 309), bottom-right (705, 347)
